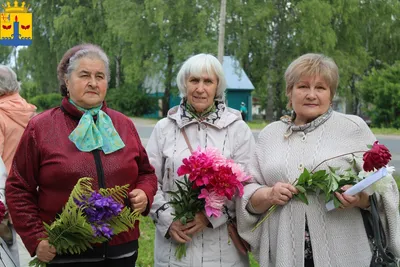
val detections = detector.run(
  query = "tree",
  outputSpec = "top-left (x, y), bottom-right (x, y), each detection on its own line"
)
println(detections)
top-left (357, 61), bottom-right (400, 128)
top-left (105, 0), bottom-right (220, 116)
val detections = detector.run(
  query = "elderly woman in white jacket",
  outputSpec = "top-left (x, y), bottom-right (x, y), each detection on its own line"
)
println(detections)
top-left (146, 53), bottom-right (255, 267)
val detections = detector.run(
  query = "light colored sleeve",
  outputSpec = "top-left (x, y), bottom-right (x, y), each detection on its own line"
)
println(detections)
top-left (0, 158), bottom-right (6, 207)
top-left (146, 121), bottom-right (175, 238)
top-left (347, 116), bottom-right (400, 257)
top-left (355, 119), bottom-right (400, 258)
top-left (236, 126), bottom-right (271, 259)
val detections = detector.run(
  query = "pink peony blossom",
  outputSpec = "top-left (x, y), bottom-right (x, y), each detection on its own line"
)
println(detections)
top-left (198, 188), bottom-right (226, 217)
top-left (227, 159), bottom-right (251, 183)
top-left (175, 146), bottom-right (251, 220)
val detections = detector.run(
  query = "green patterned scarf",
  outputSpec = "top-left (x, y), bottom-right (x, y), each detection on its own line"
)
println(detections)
top-left (185, 101), bottom-right (216, 120)
top-left (68, 99), bottom-right (125, 154)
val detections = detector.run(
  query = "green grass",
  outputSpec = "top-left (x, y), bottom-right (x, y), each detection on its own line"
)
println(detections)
top-left (246, 120), bottom-right (269, 130)
top-left (395, 176), bottom-right (400, 189)
top-left (245, 120), bottom-right (400, 135)
top-left (137, 216), bottom-right (260, 266)
top-left (370, 128), bottom-right (400, 135)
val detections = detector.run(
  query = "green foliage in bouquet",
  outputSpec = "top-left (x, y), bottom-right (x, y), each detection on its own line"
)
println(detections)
top-left (294, 165), bottom-right (359, 208)
top-left (166, 175), bottom-right (205, 259)
top-left (29, 177), bottom-right (140, 267)
top-left (167, 175), bottom-right (205, 225)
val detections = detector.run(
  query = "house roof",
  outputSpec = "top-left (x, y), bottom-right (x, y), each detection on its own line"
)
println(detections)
top-left (144, 55), bottom-right (255, 94)
top-left (223, 56), bottom-right (254, 91)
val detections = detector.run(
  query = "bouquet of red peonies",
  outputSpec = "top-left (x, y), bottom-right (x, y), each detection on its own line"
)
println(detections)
top-left (253, 141), bottom-right (392, 231)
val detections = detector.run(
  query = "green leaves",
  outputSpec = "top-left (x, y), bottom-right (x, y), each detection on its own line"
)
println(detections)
top-left (167, 175), bottom-right (204, 226)
top-left (29, 178), bottom-right (140, 267)
top-left (294, 166), bottom-right (359, 208)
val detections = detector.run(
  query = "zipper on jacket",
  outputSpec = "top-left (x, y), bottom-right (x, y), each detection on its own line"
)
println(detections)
top-left (92, 150), bottom-right (105, 188)
top-left (92, 149), bottom-right (108, 257)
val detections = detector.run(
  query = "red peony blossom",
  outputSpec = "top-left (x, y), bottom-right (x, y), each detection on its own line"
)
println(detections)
top-left (0, 201), bottom-right (6, 222)
top-left (208, 165), bottom-right (244, 200)
top-left (363, 141), bottom-right (392, 172)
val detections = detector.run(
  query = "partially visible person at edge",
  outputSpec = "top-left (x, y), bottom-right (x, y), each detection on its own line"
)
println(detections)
top-left (0, 157), bottom-right (18, 267)
top-left (0, 65), bottom-right (36, 173)
top-left (236, 53), bottom-right (400, 266)
top-left (0, 65), bottom-right (36, 267)
top-left (146, 53), bottom-right (255, 267)
top-left (239, 102), bottom-right (247, 121)
top-left (5, 44), bottom-right (158, 267)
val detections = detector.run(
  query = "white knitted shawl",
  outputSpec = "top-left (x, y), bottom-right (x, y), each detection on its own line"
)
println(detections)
top-left (236, 111), bottom-right (400, 267)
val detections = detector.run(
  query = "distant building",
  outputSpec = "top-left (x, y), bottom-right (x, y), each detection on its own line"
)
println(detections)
top-left (144, 56), bottom-right (255, 120)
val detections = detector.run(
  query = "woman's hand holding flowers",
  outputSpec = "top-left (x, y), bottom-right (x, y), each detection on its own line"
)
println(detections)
top-left (335, 185), bottom-right (370, 209)
top-left (251, 182), bottom-right (298, 214)
top-left (36, 240), bottom-right (56, 263)
top-left (169, 220), bottom-right (192, 244)
top-left (129, 189), bottom-right (148, 213)
top-left (183, 212), bottom-right (210, 236)
top-left (268, 182), bottom-right (299, 206)
top-left (169, 212), bottom-right (209, 243)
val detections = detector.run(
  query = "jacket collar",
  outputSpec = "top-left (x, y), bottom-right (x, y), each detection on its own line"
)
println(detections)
top-left (168, 99), bottom-right (241, 129)
top-left (61, 97), bottom-right (108, 120)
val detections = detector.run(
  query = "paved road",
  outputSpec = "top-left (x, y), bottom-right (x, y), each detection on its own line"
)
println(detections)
top-left (133, 120), bottom-right (400, 172)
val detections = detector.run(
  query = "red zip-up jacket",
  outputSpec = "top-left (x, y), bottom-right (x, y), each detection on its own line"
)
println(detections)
top-left (6, 98), bottom-right (157, 258)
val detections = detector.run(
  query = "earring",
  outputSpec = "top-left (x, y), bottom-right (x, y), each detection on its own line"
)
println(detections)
top-left (66, 89), bottom-right (70, 97)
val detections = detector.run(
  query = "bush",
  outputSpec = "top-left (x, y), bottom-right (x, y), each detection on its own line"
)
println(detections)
top-left (30, 93), bottom-right (62, 111)
top-left (106, 86), bottom-right (158, 116)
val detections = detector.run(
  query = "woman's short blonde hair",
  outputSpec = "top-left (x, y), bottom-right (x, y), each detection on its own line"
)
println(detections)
top-left (176, 53), bottom-right (227, 101)
top-left (284, 53), bottom-right (339, 108)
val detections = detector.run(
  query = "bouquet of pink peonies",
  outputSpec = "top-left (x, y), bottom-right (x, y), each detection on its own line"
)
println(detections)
top-left (253, 141), bottom-right (393, 231)
top-left (168, 147), bottom-right (250, 259)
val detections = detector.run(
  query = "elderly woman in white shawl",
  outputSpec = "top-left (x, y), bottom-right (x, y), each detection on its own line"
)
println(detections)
top-left (236, 53), bottom-right (400, 267)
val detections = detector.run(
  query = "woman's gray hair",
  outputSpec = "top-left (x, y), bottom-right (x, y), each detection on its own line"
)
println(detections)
top-left (58, 44), bottom-right (110, 96)
top-left (66, 48), bottom-right (110, 82)
top-left (284, 53), bottom-right (339, 109)
top-left (0, 65), bottom-right (20, 96)
top-left (176, 54), bottom-right (227, 101)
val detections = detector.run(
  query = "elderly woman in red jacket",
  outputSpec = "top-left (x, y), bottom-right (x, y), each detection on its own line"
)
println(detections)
top-left (5, 44), bottom-right (157, 267)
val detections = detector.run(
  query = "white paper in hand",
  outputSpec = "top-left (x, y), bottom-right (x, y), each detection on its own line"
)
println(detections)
top-left (325, 167), bottom-right (388, 211)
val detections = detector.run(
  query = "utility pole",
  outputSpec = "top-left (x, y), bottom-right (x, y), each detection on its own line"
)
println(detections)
top-left (217, 0), bottom-right (226, 64)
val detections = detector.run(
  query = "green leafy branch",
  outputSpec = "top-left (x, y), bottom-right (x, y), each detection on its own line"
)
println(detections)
top-left (252, 154), bottom-right (363, 231)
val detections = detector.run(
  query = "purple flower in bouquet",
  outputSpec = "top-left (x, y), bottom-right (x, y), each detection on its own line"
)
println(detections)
top-left (92, 223), bottom-right (113, 239)
top-left (76, 192), bottom-right (123, 223)
top-left (75, 191), bottom-right (124, 238)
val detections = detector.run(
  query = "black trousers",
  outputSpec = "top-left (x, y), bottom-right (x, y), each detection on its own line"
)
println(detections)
top-left (47, 253), bottom-right (138, 267)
